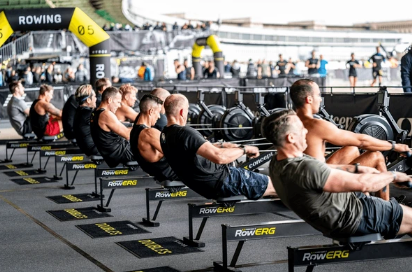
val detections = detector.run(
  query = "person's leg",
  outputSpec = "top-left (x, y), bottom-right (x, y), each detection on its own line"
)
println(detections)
top-left (350, 151), bottom-right (389, 200)
top-left (327, 146), bottom-right (360, 165)
top-left (397, 204), bottom-right (412, 235)
top-left (371, 71), bottom-right (377, 86)
top-left (262, 176), bottom-right (276, 197)
top-left (353, 76), bottom-right (357, 87)
top-left (378, 75), bottom-right (383, 86)
top-left (349, 76), bottom-right (354, 87)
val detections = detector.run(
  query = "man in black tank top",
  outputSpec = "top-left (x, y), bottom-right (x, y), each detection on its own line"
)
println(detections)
top-left (160, 94), bottom-right (277, 200)
top-left (61, 94), bottom-right (78, 140)
top-left (130, 94), bottom-right (178, 181)
top-left (73, 84), bottom-right (100, 156)
top-left (90, 86), bottom-right (134, 167)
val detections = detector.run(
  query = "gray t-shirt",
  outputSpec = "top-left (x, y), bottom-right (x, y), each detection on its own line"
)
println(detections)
top-left (269, 154), bottom-right (363, 237)
top-left (7, 96), bottom-right (29, 136)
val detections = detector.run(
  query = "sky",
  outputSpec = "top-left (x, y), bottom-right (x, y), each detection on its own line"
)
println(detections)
top-left (139, 0), bottom-right (411, 25)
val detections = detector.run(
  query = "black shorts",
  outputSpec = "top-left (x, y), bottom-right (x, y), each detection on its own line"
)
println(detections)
top-left (353, 193), bottom-right (403, 239)
top-left (348, 71), bottom-right (357, 77)
top-left (372, 69), bottom-right (383, 79)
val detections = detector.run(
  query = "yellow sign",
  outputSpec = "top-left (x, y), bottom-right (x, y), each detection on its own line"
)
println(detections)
top-left (0, 11), bottom-right (14, 48)
top-left (68, 8), bottom-right (109, 47)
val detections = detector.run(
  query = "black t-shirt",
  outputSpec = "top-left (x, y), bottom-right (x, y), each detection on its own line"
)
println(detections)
top-left (62, 95), bottom-right (78, 140)
top-left (369, 53), bottom-right (385, 70)
top-left (307, 58), bottom-right (319, 74)
top-left (73, 106), bottom-right (99, 156)
top-left (130, 124), bottom-right (178, 181)
top-left (203, 68), bottom-right (218, 79)
top-left (347, 60), bottom-right (360, 74)
top-left (160, 125), bottom-right (229, 199)
top-left (276, 60), bottom-right (288, 74)
top-left (154, 113), bottom-right (167, 131)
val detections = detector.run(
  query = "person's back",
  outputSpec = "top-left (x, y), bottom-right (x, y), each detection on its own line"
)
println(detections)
top-left (246, 60), bottom-right (256, 77)
top-left (7, 82), bottom-right (31, 136)
top-left (62, 94), bottom-right (78, 140)
top-left (30, 99), bottom-right (49, 139)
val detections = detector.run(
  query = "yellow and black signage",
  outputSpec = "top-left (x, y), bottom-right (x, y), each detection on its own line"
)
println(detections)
top-left (192, 35), bottom-right (224, 78)
top-left (0, 8), bottom-right (110, 85)
top-left (77, 220), bottom-right (148, 238)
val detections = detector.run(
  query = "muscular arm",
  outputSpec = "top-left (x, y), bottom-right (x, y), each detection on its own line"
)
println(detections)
top-left (314, 119), bottom-right (409, 153)
top-left (305, 60), bottom-right (310, 68)
top-left (100, 110), bottom-right (131, 140)
top-left (323, 168), bottom-right (412, 193)
top-left (175, 65), bottom-right (185, 73)
top-left (45, 103), bottom-right (62, 117)
top-left (197, 141), bottom-right (247, 164)
top-left (144, 128), bottom-right (163, 153)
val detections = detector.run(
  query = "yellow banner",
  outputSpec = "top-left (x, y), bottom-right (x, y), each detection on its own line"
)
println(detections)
top-left (68, 8), bottom-right (109, 47)
top-left (0, 11), bottom-right (14, 48)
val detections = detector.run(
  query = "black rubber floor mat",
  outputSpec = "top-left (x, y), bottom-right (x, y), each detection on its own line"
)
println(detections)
top-left (76, 220), bottom-right (150, 238)
top-left (47, 193), bottom-right (100, 204)
top-left (3, 169), bottom-right (45, 177)
top-left (126, 266), bottom-right (181, 272)
top-left (11, 176), bottom-right (57, 185)
top-left (0, 163), bottom-right (33, 170)
top-left (117, 236), bottom-right (203, 258)
top-left (47, 207), bottom-right (113, 222)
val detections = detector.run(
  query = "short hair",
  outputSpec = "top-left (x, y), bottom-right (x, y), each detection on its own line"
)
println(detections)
top-left (75, 84), bottom-right (94, 105)
top-left (164, 94), bottom-right (188, 117)
top-left (101, 86), bottom-right (120, 102)
top-left (95, 78), bottom-right (111, 92)
top-left (119, 84), bottom-right (137, 99)
top-left (139, 94), bottom-right (163, 113)
top-left (262, 109), bottom-right (297, 147)
top-left (39, 84), bottom-right (53, 95)
top-left (290, 79), bottom-right (315, 109)
top-left (9, 81), bottom-right (21, 94)
top-left (151, 88), bottom-right (170, 102)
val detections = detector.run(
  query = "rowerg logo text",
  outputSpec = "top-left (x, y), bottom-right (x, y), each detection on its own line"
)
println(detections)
top-left (19, 14), bottom-right (62, 25)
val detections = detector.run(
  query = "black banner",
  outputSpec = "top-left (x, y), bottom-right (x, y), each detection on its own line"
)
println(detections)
top-left (5, 8), bottom-right (74, 31)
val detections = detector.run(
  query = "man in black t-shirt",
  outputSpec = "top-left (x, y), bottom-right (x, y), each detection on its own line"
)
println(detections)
top-left (203, 60), bottom-right (220, 79)
top-left (305, 50), bottom-right (320, 75)
top-left (160, 94), bottom-right (276, 200)
top-left (276, 54), bottom-right (288, 76)
top-left (346, 53), bottom-right (361, 87)
top-left (369, 46), bottom-right (386, 86)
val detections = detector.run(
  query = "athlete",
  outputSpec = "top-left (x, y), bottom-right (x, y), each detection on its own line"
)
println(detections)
top-left (160, 94), bottom-right (276, 200)
top-left (289, 79), bottom-right (410, 200)
top-left (263, 109), bottom-right (412, 239)
top-left (130, 94), bottom-right (178, 181)
top-left (95, 77), bottom-right (111, 108)
top-left (73, 84), bottom-right (100, 156)
top-left (7, 81), bottom-right (31, 136)
top-left (369, 46), bottom-right (386, 86)
top-left (115, 84), bottom-right (138, 123)
top-left (90, 86), bottom-right (134, 167)
top-left (347, 53), bottom-right (361, 87)
top-left (29, 84), bottom-right (62, 139)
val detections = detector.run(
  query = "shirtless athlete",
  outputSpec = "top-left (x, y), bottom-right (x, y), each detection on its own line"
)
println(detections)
top-left (115, 84), bottom-right (138, 123)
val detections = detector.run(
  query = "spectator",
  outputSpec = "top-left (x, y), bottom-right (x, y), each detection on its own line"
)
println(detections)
top-left (230, 60), bottom-right (241, 78)
top-left (23, 66), bottom-right (33, 86)
top-left (181, 23), bottom-right (188, 30)
top-left (54, 67), bottom-right (63, 84)
top-left (75, 64), bottom-right (88, 82)
top-left (347, 53), bottom-right (361, 88)
top-left (401, 44), bottom-right (412, 93)
top-left (184, 59), bottom-right (194, 80)
top-left (287, 58), bottom-right (296, 75)
top-left (172, 22), bottom-right (179, 30)
top-left (8, 70), bottom-right (20, 83)
top-left (188, 20), bottom-right (194, 29)
top-left (174, 59), bottom-right (186, 80)
top-left (63, 67), bottom-right (75, 82)
top-left (203, 60), bottom-right (219, 79)
top-left (133, 25), bottom-right (141, 31)
top-left (124, 24), bottom-right (132, 31)
top-left (161, 22), bottom-right (167, 32)
top-left (268, 61), bottom-right (275, 78)
top-left (246, 59), bottom-right (256, 77)
top-left (260, 59), bottom-right (270, 78)
top-left (44, 65), bottom-right (54, 83)
top-left (33, 66), bottom-right (42, 84)
top-left (224, 61), bottom-right (231, 73)
top-left (143, 62), bottom-right (152, 81)
top-left (276, 54), bottom-right (288, 76)
top-left (111, 76), bottom-right (119, 83)
top-left (369, 46), bottom-right (386, 87)
top-left (7, 81), bottom-right (31, 136)
top-left (153, 22), bottom-right (162, 31)
top-left (256, 59), bottom-right (262, 78)
top-left (305, 50), bottom-right (320, 75)
top-left (318, 54), bottom-right (328, 77)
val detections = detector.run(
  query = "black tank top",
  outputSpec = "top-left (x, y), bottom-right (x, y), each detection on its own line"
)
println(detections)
top-left (62, 95), bottom-right (78, 140)
top-left (74, 106), bottom-right (99, 156)
top-left (130, 123), bottom-right (178, 181)
top-left (29, 99), bottom-right (48, 139)
top-left (90, 108), bottom-right (130, 168)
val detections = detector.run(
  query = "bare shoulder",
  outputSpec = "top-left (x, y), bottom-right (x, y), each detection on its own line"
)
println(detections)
top-left (100, 109), bottom-right (117, 123)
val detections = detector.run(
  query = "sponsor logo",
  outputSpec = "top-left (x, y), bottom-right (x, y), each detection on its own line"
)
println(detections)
top-left (332, 116), bottom-right (354, 130)
top-left (95, 223), bottom-right (122, 235)
top-left (138, 239), bottom-right (172, 254)
top-left (60, 156), bottom-right (84, 162)
top-left (96, 64), bottom-right (105, 78)
top-left (10, 143), bottom-right (29, 148)
top-left (199, 206), bottom-right (235, 214)
top-left (302, 250), bottom-right (349, 261)
top-left (101, 169), bottom-right (129, 176)
top-left (5, 164), bottom-right (16, 169)
top-left (154, 191), bottom-right (188, 198)
top-left (64, 208), bottom-right (87, 219)
top-left (16, 170), bottom-right (29, 176)
top-left (44, 151), bottom-right (66, 156)
top-left (234, 227), bottom-right (276, 237)
top-left (107, 180), bottom-right (137, 187)
top-left (62, 195), bottom-right (82, 202)
top-left (72, 164), bottom-right (97, 170)
top-left (245, 152), bottom-right (273, 170)
top-left (23, 177), bottom-right (40, 184)
top-left (18, 14), bottom-right (62, 25)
